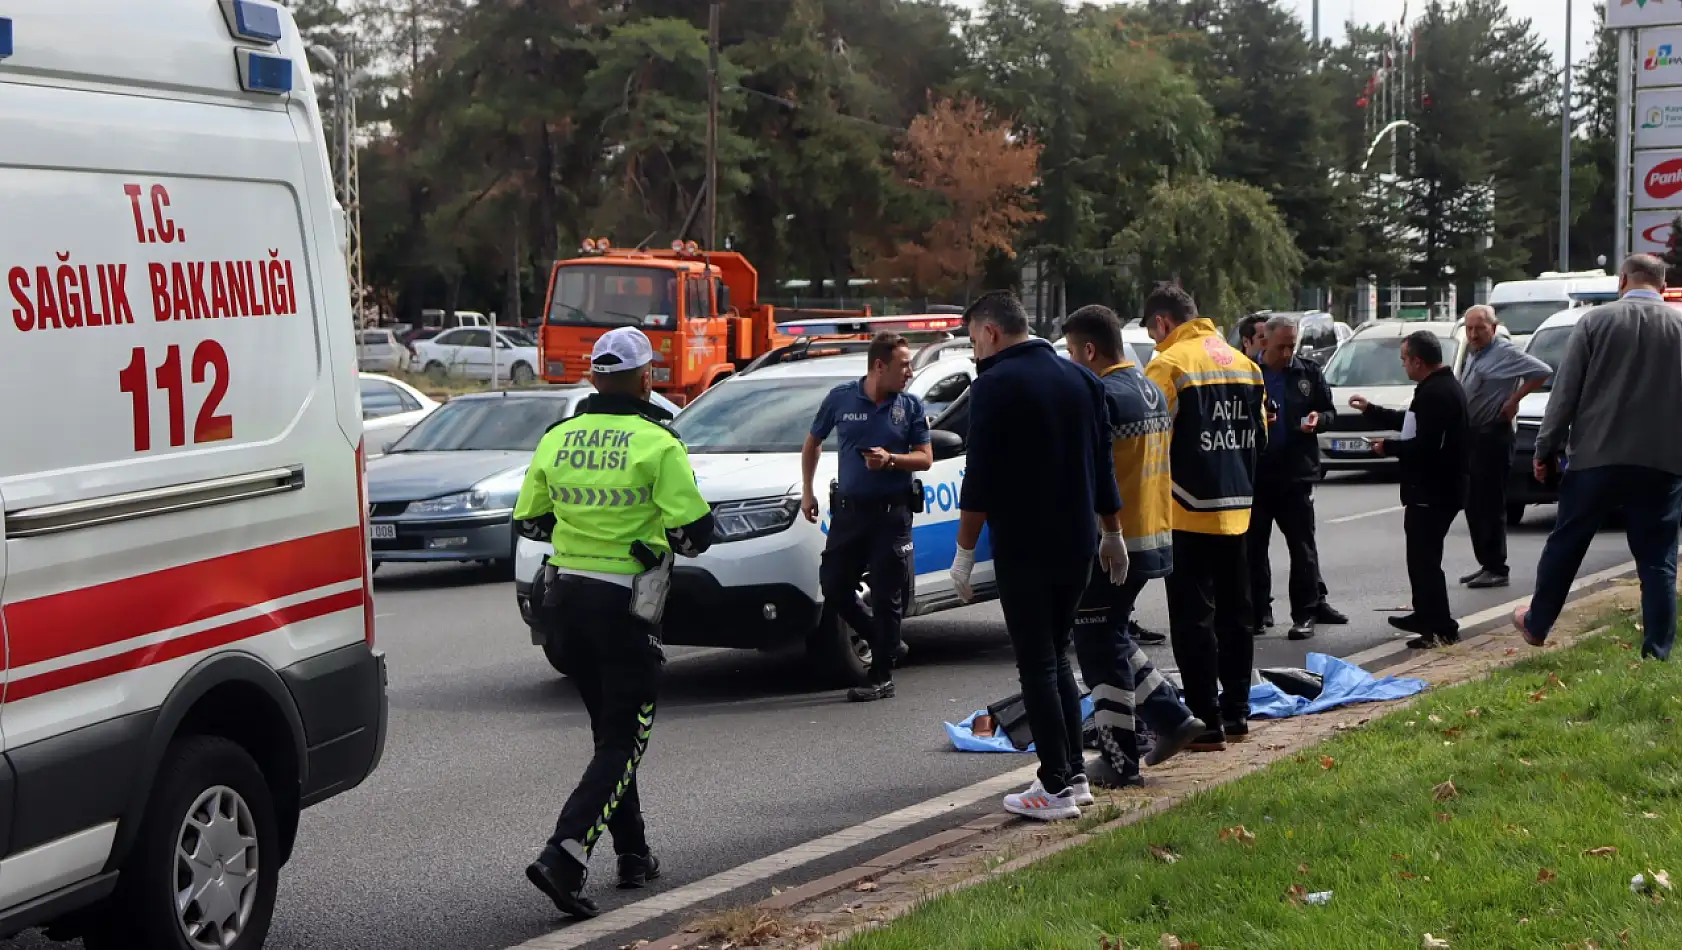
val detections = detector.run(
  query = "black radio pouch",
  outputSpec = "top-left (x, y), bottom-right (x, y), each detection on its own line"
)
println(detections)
top-left (909, 479), bottom-right (925, 513)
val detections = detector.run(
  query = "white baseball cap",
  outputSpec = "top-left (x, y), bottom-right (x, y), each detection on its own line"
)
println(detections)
top-left (590, 326), bottom-right (664, 373)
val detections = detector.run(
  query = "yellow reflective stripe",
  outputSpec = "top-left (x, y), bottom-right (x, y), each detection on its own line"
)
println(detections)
top-left (548, 485), bottom-right (655, 506)
top-left (582, 701), bottom-right (657, 850)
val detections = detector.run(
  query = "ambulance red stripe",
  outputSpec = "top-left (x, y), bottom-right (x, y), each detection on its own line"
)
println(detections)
top-left (5, 588), bottom-right (365, 703)
top-left (5, 526), bottom-right (364, 668)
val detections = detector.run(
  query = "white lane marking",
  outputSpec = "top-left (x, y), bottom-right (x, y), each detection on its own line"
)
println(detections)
top-left (506, 559), bottom-right (1643, 950)
top-left (505, 764), bottom-right (1042, 950)
top-left (1325, 505), bottom-right (1405, 525)
top-left (1339, 559), bottom-right (1638, 670)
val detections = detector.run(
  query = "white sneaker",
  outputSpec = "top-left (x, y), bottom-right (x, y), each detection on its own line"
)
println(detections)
top-left (1069, 774), bottom-right (1096, 807)
top-left (1002, 781), bottom-right (1082, 821)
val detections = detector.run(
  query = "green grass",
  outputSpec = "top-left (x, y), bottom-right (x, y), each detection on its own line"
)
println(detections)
top-left (843, 625), bottom-right (1682, 950)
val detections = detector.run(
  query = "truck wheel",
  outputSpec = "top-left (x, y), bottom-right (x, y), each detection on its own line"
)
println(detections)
top-left (806, 604), bottom-right (871, 688)
top-left (1506, 504), bottom-right (1525, 527)
top-left (86, 736), bottom-right (281, 950)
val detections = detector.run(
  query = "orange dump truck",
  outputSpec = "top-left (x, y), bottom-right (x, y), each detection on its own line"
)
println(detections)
top-left (538, 239), bottom-right (870, 404)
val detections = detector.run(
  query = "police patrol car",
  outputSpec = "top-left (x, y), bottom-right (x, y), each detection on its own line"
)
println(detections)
top-left (515, 317), bottom-right (992, 684)
top-left (0, 3), bottom-right (385, 946)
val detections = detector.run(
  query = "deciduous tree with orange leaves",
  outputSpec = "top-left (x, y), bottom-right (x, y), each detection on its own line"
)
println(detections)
top-left (865, 97), bottom-right (1041, 299)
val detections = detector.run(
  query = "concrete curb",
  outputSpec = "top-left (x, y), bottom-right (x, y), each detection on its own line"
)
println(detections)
top-left (633, 596), bottom-right (1632, 950)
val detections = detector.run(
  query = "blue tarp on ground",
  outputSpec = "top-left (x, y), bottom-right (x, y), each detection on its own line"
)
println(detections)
top-left (944, 653), bottom-right (1428, 752)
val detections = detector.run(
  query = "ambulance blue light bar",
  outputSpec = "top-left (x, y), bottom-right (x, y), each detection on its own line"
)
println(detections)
top-left (237, 49), bottom-right (294, 95)
top-left (0, 18), bottom-right (14, 60)
top-left (221, 0), bottom-right (285, 43)
top-left (780, 314), bottom-right (964, 336)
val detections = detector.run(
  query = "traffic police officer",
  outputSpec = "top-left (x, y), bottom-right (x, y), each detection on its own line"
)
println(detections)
top-left (800, 332), bottom-right (933, 702)
top-left (515, 327), bottom-right (716, 919)
top-left (1249, 315), bottom-right (1348, 640)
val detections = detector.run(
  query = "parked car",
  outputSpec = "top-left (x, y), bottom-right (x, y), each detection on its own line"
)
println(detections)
top-left (369, 386), bottom-right (679, 571)
top-left (1316, 319), bottom-right (1503, 471)
top-left (1227, 310), bottom-right (1349, 364)
top-left (360, 373), bottom-right (440, 456)
top-left (358, 327), bottom-right (412, 374)
top-left (513, 348), bottom-right (990, 684)
top-left (1489, 271), bottom-right (1616, 347)
top-left (1052, 322), bottom-right (1159, 366)
top-left (412, 327), bottom-right (541, 384)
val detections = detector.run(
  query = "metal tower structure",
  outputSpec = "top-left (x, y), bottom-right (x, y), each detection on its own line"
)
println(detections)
top-left (314, 43), bottom-right (365, 330)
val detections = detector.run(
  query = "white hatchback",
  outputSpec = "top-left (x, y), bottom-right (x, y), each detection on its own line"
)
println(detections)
top-left (514, 348), bottom-right (994, 684)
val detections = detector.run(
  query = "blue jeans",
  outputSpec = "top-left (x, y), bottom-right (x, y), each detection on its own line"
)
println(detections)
top-left (1525, 465), bottom-right (1682, 660)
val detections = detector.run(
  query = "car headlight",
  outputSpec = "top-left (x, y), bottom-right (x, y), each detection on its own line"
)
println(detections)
top-left (712, 495), bottom-right (801, 543)
top-left (406, 490), bottom-right (505, 515)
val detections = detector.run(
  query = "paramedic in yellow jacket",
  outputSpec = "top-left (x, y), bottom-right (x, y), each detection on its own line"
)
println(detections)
top-left (1141, 284), bottom-right (1267, 754)
top-left (1062, 305), bottom-right (1206, 788)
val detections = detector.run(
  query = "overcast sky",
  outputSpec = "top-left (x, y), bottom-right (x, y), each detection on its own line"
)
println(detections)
top-left (952, 1), bottom-right (1599, 70)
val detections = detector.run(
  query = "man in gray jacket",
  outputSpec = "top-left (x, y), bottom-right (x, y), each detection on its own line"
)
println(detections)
top-left (1516, 254), bottom-right (1682, 660)
top-left (1458, 305), bottom-right (1553, 589)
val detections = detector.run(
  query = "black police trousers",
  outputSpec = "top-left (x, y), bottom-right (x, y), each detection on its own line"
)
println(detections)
top-left (546, 575), bottom-right (663, 861)
top-left (819, 498), bottom-right (914, 683)
top-left (1247, 478), bottom-right (1324, 625)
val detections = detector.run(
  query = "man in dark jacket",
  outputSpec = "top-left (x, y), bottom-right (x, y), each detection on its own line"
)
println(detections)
top-left (949, 291), bottom-right (1127, 821)
top-left (1249, 315), bottom-right (1349, 641)
top-left (1350, 330), bottom-right (1470, 649)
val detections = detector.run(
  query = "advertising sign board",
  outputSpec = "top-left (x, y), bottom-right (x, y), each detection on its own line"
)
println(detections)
top-left (1633, 209), bottom-right (1679, 254)
top-left (1638, 87), bottom-right (1682, 148)
top-left (1638, 26), bottom-right (1682, 86)
top-left (1613, 0), bottom-right (1682, 31)
top-left (1634, 148), bottom-right (1682, 208)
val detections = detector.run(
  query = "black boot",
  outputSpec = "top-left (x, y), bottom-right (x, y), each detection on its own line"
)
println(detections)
top-left (847, 679), bottom-right (895, 702)
top-left (617, 852), bottom-right (661, 889)
top-left (527, 844), bottom-right (600, 919)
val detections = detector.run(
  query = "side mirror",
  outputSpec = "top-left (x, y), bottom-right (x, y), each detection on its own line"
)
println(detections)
top-left (930, 429), bottom-right (965, 461)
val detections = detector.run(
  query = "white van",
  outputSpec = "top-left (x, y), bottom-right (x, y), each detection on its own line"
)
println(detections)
top-left (1488, 271), bottom-right (1617, 346)
top-left (0, 3), bottom-right (386, 947)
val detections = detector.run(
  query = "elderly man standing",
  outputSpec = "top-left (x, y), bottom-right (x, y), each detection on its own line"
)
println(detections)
top-left (1517, 254), bottom-right (1682, 661)
top-left (1249, 315), bottom-right (1347, 641)
top-left (1457, 305), bottom-right (1552, 589)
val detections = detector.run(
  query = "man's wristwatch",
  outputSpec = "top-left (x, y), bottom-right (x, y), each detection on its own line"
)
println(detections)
top-left (885, 454), bottom-right (896, 470)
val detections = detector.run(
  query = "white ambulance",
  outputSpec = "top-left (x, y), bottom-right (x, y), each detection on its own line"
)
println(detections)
top-left (0, 3), bottom-right (386, 948)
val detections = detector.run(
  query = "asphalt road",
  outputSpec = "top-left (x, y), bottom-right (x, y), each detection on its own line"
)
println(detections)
top-left (7, 474), bottom-right (1641, 950)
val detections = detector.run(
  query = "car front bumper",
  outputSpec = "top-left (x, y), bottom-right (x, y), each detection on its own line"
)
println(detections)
top-left (371, 511), bottom-right (515, 563)
top-left (1508, 422), bottom-right (1560, 507)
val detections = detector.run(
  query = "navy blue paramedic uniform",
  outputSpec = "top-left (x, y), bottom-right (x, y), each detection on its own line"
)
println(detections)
top-left (810, 381), bottom-right (930, 684)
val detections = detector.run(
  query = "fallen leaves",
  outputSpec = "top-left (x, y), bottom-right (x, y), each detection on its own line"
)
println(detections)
top-left (1319, 755), bottom-right (1336, 770)
top-left (1160, 935), bottom-right (1200, 950)
top-left (1441, 726), bottom-right (1464, 740)
top-left (1583, 846), bottom-right (1619, 858)
top-left (618, 941), bottom-right (650, 950)
top-left (1427, 714), bottom-right (1444, 725)
top-left (1422, 934), bottom-right (1451, 949)
top-left (1399, 871), bottom-right (1418, 880)
top-left (1297, 863), bottom-right (1310, 876)
top-left (1149, 844), bottom-right (1180, 864)
top-left (853, 880), bottom-right (879, 892)
top-left (1284, 884), bottom-right (1309, 905)
top-left (1537, 867), bottom-right (1557, 883)
top-left (1548, 673), bottom-right (1568, 689)
top-left (1436, 812), bottom-right (1454, 823)
top-left (1529, 688), bottom-right (1550, 703)
top-left (1432, 780), bottom-right (1459, 802)
top-left (1218, 825), bottom-right (1256, 845)
top-left (1506, 648), bottom-right (1518, 656)
top-left (1466, 707), bottom-right (1484, 718)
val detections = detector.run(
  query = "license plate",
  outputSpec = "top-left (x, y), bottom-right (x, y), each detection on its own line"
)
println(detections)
top-left (1331, 438), bottom-right (1370, 453)
top-left (370, 523), bottom-right (397, 540)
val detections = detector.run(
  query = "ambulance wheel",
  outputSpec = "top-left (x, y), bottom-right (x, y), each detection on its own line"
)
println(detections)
top-left (510, 362), bottom-right (536, 385)
top-left (807, 607), bottom-right (871, 687)
top-left (86, 737), bottom-right (280, 950)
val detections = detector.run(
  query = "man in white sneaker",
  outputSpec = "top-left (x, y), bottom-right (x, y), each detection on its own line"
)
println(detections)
top-left (949, 292), bottom-right (1127, 822)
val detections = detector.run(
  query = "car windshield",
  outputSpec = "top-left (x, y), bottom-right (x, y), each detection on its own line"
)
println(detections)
top-left (674, 376), bottom-right (846, 453)
top-left (1492, 300), bottom-right (1569, 335)
top-left (1524, 326), bottom-right (1572, 391)
top-left (1323, 336), bottom-right (1459, 387)
top-left (546, 264), bottom-right (679, 331)
top-left (387, 397), bottom-right (571, 452)
top-left (500, 328), bottom-right (536, 347)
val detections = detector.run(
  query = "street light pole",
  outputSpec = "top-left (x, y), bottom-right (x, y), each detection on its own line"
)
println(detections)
top-left (1559, 0), bottom-right (1573, 271)
top-left (705, 3), bottom-right (720, 251)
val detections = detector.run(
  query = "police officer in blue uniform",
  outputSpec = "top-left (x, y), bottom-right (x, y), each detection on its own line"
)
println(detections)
top-left (800, 332), bottom-right (933, 701)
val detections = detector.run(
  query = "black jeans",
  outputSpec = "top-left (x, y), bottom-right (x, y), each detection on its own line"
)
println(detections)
top-left (547, 576), bottom-right (664, 860)
top-left (1466, 425), bottom-right (1516, 576)
top-left (1165, 531), bottom-right (1254, 727)
top-left (1404, 504), bottom-right (1460, 637)
top-left (819, 500), bottom-right (914, 682)
top-left (1247, 478), bottom-right (1323, 624)
top-left (1073, 565), bottom-right (1193, 775)
top-left (995, 557), bottom-right (1090, 794)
